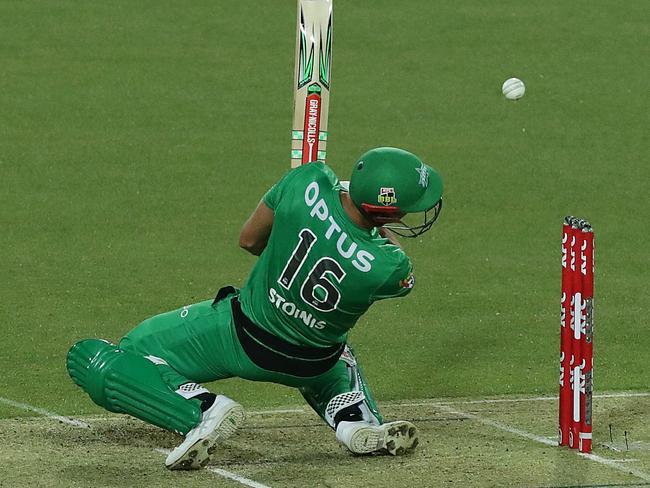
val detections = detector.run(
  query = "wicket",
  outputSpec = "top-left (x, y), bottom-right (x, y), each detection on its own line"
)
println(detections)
top-left (559, 216), bottom-right (594, 453)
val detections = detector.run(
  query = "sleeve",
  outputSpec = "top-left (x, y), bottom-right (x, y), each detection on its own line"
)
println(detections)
top-left (370, 253), bottom-right (415, 301)
top-left (262, 166), bottom-right (303, 210)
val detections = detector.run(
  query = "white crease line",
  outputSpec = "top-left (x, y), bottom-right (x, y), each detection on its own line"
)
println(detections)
top-left (208, 467), bottom-right (273, 488)
top-left (244, 392), bottom-right (650, 415)
top-left (579, 452), bottom-right (650, 482)
top-left (435, 403), bottom-right (650, 483)
top-left (1, 396), bottom-right (273, 488)
top-left (248, 408), bottom-right (305, 415)
top-left (0, 396), bottom-right (90, 429)
top-left (5, 391), bottom-right (644, 424)
top-left (389, 392), bottom-right (650, 408)
top-left (437, 404), bottom-right (557, 446)
top-left (155, 448), bottom-right (272, 488)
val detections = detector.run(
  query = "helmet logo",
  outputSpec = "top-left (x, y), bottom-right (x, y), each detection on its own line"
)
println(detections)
top-left (415, 163), bottom-right (429, 188)
top-left (378, 187), bottom-right (397, 205)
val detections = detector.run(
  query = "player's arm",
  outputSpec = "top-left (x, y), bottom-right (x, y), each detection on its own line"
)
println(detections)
top-left (240, 164), bottom-right (302, 255)
top-left (371, 254), bottom-right (414, 301)
top-left (239, 200), bottom-right (274, 256)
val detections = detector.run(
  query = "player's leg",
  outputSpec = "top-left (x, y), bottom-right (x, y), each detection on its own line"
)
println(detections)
top-left (299, 345), bottom-right (418, 456)
top-left (116, 294), bottom-right (246, 469)
top-left (66, 338), bottom-right (204, 434)
top-left (213, 306), bottom-right (418, 455)
top-left (67, 292), bottom-right (245, 469)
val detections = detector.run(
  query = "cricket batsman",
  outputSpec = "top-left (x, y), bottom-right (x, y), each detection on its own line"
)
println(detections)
top-left (66, 147), bottom-right (444, 470)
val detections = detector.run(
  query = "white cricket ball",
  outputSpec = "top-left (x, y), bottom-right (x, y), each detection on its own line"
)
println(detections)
top-left (502, 77), bottom-right (525, 100)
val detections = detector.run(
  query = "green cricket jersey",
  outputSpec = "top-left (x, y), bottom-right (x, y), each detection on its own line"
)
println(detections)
top-left (238, 162), bottom-right (414, 348)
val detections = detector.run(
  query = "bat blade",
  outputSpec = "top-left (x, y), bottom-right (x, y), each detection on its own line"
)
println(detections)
top-left (291, 0), bottom-right (333, 168)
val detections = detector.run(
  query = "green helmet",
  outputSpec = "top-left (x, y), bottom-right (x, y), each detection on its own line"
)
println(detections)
top-left (348, 147), bottom-right (443, 237)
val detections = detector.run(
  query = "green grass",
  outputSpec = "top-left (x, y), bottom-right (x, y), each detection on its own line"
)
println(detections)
top-left (0, 0), bottom-right (647, 444)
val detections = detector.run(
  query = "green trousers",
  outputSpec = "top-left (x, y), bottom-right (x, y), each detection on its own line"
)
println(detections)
top-left (118, 291), bottom-right (382, 428)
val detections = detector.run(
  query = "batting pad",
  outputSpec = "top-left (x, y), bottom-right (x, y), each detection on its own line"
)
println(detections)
top-left (66, 339), bottom-right (202, 434)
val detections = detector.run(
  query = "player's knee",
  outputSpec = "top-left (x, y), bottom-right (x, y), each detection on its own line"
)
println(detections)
top-left (66, 339), bottom-right (118, 388)
top-left (66, 339), bottom-right (119, 406)
top-left (67, 339), bottom-right (202, 433)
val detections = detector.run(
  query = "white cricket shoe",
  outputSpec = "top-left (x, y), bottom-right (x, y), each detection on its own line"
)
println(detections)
top-left (336, 420), bottom-right (419, 456)
top-left (165, 395), bottom-right (244, 470)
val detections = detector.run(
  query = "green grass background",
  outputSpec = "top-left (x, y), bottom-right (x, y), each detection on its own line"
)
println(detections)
top-left (0, 0), bottom-right (647, 417)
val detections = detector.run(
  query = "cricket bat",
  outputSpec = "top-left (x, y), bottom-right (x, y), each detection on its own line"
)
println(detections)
top-left (291, 0), bottom-right (333, 168)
